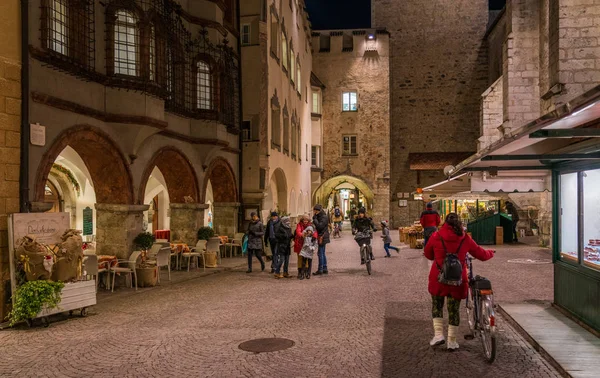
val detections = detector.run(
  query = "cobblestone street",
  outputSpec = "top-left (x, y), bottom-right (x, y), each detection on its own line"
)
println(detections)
top-left (0, 231), bottom-right (559, 377)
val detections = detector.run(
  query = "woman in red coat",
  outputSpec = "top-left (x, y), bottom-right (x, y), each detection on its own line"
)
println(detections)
top-left (424, 213), bottom-right (494, 351)
top-left (294, 215), bottom-right (311, 279)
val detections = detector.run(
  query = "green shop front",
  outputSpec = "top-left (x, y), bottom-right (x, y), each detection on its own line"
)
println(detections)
top-left (443, 84), bottom-right (600, 333)
top-left (554, 161), bottom-right (600, 332)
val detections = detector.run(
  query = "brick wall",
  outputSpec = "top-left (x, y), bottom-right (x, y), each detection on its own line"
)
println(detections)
top-left (372, 0), bottom-right (489, 226)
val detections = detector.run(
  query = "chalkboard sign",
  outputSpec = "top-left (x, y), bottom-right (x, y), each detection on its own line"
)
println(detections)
top-left (83, 207), bottom-right (93, 236)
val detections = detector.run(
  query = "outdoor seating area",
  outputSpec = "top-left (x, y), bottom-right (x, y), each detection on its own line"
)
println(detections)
top-left (82, 231), bottom-right (247, 292)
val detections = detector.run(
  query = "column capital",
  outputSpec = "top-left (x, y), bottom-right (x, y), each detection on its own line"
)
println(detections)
top-left (170, 203), bottom-right (209, 210)
top-left (95, 204), bottom-right (150, 213)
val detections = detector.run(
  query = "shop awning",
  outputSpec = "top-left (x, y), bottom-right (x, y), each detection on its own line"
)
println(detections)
top-left (409, 152), bottom-right (475, 170)
top-left (446, 84), bottom-right (600, 177)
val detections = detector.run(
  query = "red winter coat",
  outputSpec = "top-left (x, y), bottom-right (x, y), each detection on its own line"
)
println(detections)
top-left (294, 222), bottom-right (317, 253)
top-left (424, 224), bottom-right (494, 300)
top-left (420, 210), bottom-right (441, 228)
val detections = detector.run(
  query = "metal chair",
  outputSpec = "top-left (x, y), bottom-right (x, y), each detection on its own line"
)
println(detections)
top-left (83, 254), bottom-right (109, 292)
top-left (224, 233), bottom-right (245, 257)
top-left (156, 248), bottom-right (172, 282)
top-left (110, 251), bottom-right (141, 292)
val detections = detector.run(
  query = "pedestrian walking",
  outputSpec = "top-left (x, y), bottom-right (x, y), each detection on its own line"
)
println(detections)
top-left (505, 201), bottom-right (520, 242)
top-left (274, 216), bottom-right (293, 278)
top-left (246, 212), bottom-right (265, 273)
top-left (294, 215), bottom-right (311, 279)
top-left (420, 202), bottom-right (441, 247)
top-left (380, 220), bottom-right (400, 257)
top-left (299, 226), bottom-right (318, 280)
top-left (312, 204), bottom-right (330, 275)
top-left (264, 211), bottom-right (280, 273)
top-left (424, 213), bottom-right (494, 350)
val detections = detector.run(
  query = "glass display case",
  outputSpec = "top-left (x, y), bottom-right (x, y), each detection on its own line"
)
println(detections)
top-left (560, 172), bottom-right (579, 263)
top-left (583, 169), bottom-right (600, 270)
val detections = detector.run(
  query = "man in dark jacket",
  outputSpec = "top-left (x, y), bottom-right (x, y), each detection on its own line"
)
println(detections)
top-left (505, 202), bottom-right (520, 242)
top-left (312, 204), bottom-right (330, 275)
top-left (273, 216), bottom-right (293, 278)
top-left (246, 212), bottom-right (265, 273)
top-left (264, 211), bottom-right (280, 273)
top-left (353, 207), bottom-right (377, 263)
top-left (420, 202), bottom-right (441, 247)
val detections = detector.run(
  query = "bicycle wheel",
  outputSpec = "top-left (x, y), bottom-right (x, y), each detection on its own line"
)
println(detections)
top-left (466, 286), bottom-right (476, 333)
top-left (366, 246), bottom-right (372, 275)
top-left (479, 295), bottom-right (497, 363)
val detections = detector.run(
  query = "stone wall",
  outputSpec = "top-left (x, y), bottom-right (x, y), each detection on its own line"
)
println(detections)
top-left (502, 0), bottom-right (541, 131)
top-left (545, 0), bottom-right (600, 109)
top-left (311, 31), bottom-right (391, 222)
top-left (372, 0), bottom-right (489, 227)
top-left (95, 204), bottom-right (149, 259)
top-left (169, 203), bottom-right (207, 245)
top-left (479, 77), bottom-right (504, 151)
top-left (0, 0), bottom-right (20, 321)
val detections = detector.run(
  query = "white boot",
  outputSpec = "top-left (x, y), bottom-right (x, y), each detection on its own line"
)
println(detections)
top-left (429, 318), bottom-right (445, 346)
top-left (447, 325), bottom-right (459, 350)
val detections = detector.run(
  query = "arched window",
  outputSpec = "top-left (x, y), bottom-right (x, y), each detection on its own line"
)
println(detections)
top-left (197, 61), bottom-right (213, 110)
top-left (114, 10), bottom-right (138, 76)
top-left (49, 0), bottom-right (68, 55)
top-left (290, 44), bottom-right (295, 84)
top-left (281, 31), bottom-right (288, 70)
top-left (283, 105), bottom-right (290, 154)
top-left (297, 121), bottom-right (302, 162)
top-left (149, 24), bottom-right (156, 81)
top-left (297, 58), bottom-right (302, 95)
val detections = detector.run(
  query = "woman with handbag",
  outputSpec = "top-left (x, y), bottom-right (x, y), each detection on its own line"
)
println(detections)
top-left (424, 213), bottom-right (494, 351)
top-left (246, 212), bottom-right (266, 273)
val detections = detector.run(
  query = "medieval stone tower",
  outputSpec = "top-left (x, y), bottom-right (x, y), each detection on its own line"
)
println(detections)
top-left (372, 0), bottom-right (490, 226)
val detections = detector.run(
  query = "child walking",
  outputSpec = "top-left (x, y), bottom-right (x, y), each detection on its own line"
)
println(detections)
top-left (299, 226), bottom-right (318, 280)
top-left (381, 220), bottom-right (400, 257)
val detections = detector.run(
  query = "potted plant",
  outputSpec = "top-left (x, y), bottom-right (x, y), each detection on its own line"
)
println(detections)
top-left (197, 226), bottom-right (215, 241)
top-left (8, 280), bottom-right (64, 326)
top-left (133, 232), bottom-right (158, 287)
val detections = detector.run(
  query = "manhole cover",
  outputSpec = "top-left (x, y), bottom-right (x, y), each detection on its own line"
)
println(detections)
top-left (507, 258), bottom-right (552, 264)
top-left (238, 338), bottom-right (295, 353)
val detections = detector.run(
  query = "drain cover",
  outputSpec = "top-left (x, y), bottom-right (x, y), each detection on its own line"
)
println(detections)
top-left (507, 258), bottom-right (552, 264)
top-left (238, 338), bottom-right (295, 353)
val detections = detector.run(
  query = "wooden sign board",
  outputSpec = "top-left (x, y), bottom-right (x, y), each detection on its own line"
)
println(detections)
top-left (11, 212), bottom-right (70, 247)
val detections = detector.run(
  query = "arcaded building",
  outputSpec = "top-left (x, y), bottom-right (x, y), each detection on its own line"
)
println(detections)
top-left (25, 0), bottom-right (241, 256)
top-left (240, 0), bottom-right (314, 222)
top-left (311, 29), bottom-right (391, 222)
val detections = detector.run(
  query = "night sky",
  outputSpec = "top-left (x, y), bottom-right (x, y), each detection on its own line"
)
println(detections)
top-left (305, 0), bottom-right (507, 30)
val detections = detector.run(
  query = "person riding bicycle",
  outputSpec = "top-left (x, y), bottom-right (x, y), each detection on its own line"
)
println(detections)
top-left (352, 207), bottom-right (377, 264)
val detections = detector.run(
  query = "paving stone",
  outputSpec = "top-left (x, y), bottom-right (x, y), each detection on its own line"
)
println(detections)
top-left (0, 231), bottom-right (559, 377)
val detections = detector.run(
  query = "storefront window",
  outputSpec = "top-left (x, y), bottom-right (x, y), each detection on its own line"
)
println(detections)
top-left (560, 173), bottom-right (578, 263)
top-left (583, 169), bottom-right (600, 270)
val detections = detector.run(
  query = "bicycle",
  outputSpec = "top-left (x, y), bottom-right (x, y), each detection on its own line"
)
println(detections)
top-left (357, 230), bottom-right (374, 275)
top-left (464, 253), bottom-right (497, 363)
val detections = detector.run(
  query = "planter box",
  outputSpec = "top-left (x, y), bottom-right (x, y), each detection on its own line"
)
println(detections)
top-left (203, 252), bottom-right (218, 268)
top-left (39, 280), bottom-right (96, 317)
top-left (136, 267), bottom-right (158, 287)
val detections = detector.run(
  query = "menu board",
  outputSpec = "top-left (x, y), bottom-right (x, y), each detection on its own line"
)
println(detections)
top-left (83, 207), bottom-right (93, 236)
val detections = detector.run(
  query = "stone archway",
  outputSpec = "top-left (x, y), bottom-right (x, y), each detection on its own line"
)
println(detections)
top-left (138, 147), bottom-right (200, 204)
top-left (35, 125), bottom-right (141, 257)
top-left (139, 147), bottom-right (202, 244)
top-left (35, 125), bottom-right (134, 204)
top-left (313, 175), bottom-right (381, 220)
top-left (203, 157), bottom-right (238, 236)
top-left (265, 168), bottom-right (288, 213)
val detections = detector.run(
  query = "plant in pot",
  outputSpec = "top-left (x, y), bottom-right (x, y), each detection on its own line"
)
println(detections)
top-left (8, 280), bottom-right (64, 326)
top-left (133, 232), bottom-right (158, 287)
top-left (197, 226), bottom-right (215, 241)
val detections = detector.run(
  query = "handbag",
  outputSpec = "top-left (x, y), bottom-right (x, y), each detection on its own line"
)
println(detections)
top-left (242, 234), bottom-right (248, 255)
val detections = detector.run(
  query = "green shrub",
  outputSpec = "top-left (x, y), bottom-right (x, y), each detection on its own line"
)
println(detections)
top-left (133, 232), bottom-right (155, 251)
top-left (197, 226), bottom-right (215, 241)
top-left (8, 280), bottom-right (64, 326)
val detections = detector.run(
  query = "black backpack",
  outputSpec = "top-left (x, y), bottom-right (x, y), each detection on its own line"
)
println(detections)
top-left (334, 208), bottom-right (341, 217)
top-left (436, 237), bottom-right (466, 286)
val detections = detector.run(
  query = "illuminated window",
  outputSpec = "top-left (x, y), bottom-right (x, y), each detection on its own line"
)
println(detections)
top-left (342, 91), bottom-right (358, 112)
top-left (342, 135), bottom-right (357, 155)
top-left (197, 61), bottom-right (212, 110)
top-left (114, 10), bottom-right (138, 76)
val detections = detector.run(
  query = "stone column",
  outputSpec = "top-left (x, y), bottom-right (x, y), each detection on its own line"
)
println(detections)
top-left (213, 202), bottom-right (241, 237)
top-left (169, 203), bottom-right (208, 245)
top-left (95, 204), bottom-right (149, 259)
